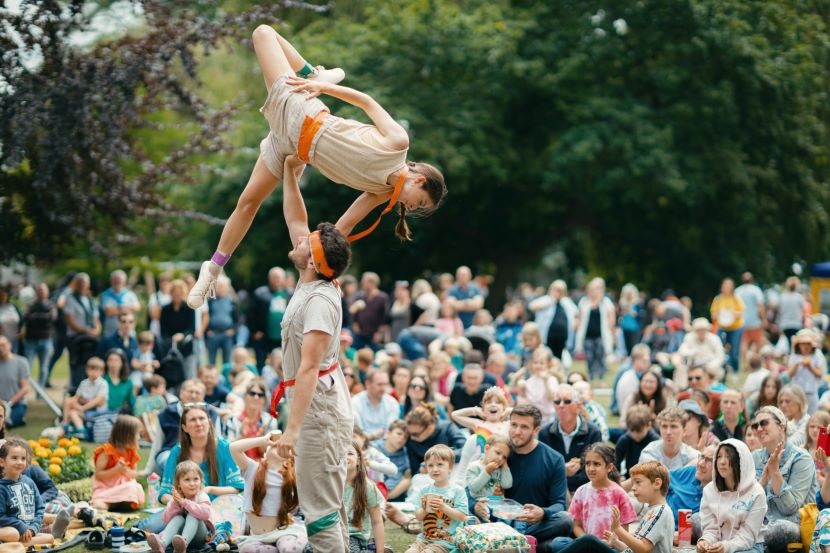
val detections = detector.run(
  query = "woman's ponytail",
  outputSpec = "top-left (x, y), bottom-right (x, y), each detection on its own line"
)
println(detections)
top-left (395, 204), bottom-right (412, 242)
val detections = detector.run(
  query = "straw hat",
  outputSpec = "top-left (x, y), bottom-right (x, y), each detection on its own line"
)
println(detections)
top-left (691, 317), bottom-right (712, 331)
top-left (792, 328), bottom-right (817, 348)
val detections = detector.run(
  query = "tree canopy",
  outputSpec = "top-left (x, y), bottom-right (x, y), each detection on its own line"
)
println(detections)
top-left (2, 0), bottom-right (829, 302)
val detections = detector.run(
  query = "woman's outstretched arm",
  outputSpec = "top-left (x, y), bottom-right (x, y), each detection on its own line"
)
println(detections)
top-left (335, 192), bottom-right (391, 236)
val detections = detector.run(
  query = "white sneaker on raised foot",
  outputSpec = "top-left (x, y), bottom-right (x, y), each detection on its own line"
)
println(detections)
top-left (187, 260), bottom-right (220, 309)
top-left (308, 65), bottom-right (345, 85)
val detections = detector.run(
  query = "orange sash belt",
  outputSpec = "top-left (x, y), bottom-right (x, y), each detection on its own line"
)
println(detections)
top-left (297, 110), bottom-right (330, 164)
top-left (269, 362), bottom-right (339, 417)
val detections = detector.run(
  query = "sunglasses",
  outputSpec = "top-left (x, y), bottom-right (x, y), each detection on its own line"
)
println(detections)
top-left (553, 399), bottom-right (573, 406)
top-left (750, 418), bottom-right (774, 431)
top-left (183, 402), bottom-right (208, 409)
top-left (409, 384), bottom-right (427, 390)
top-left (247, 391), bottom-right (266, 398)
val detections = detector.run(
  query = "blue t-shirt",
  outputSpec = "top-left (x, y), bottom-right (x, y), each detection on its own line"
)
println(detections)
top-left (665, 465), bottom-right (702, 528)
top-left (414, 483), bottom-right (468, 552)
top-left (505, 441), bottom-right (567, 521)
top-left (447, 283), bottom-right (482, 329)
top-left (377, 444), bottom-right (410, 494)
top-left (208, 297), bottom-right (236, 332)
top-left (160, 439), bottom-right (245, 499)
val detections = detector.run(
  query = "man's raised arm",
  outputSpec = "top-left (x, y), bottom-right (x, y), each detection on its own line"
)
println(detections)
top-left (283, 155), bottom-right (310, 245)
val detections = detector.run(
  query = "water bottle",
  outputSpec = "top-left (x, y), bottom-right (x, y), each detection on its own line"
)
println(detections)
top-left (110, 526), bottom-right (125, 552)
top-left (146, 473), bottom-right (160, 508)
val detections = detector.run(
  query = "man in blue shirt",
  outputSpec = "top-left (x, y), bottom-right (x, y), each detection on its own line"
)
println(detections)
top-left (473, 404), bottom-right (572, 552)
top-left (666, 444), bottom-right (715, 528)
top-left (446, 266), bottom-right (484, 329)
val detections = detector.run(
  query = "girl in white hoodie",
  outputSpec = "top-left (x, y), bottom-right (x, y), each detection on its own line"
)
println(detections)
top-left (697, 439), bottom-right (767, 553)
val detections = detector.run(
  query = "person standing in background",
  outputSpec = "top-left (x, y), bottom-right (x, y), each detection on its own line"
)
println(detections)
top-left (23, 283), bottom-right (57, 387)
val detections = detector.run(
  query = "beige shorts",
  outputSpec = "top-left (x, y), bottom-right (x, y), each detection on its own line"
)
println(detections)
top-left (258, 74), bottom-right (333, 178)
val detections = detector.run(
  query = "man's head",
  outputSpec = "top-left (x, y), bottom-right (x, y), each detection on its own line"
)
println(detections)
top-left (455, 266), bottom-right (472, 286)
top-left (360, 271), bottom-right (380, 292)
top-left (485, 351), bottom-right (507, 379)
top-left (691, 317), bottom-right (712, 341)
top-left (71, 272), bottom-right (91, 295)
top-left (0, 336), bottom-right (11, 361)
top-left (179, 379), bottom-right (207, 404)
top-left (110, 269), bottom-right (127, 291)
top-left (288, 223), bottom-right (351, 281)
top-left (742, 272), bottom-right (754, 284)
top-left (268, 267), bottom-right (286, 290)
top-left (461, 363), bottom-right (484, 394)
top-left (117, 313), bottom-right (136, 337)
top-left (35, 283), bottom-right (49, 301)
top-left (695, 444), bottom-right (717, 485)
top-left (198, 365), bottom-right (220, 391)
top-left (365, 369), bottom-right (390, 401)
top-left (719, 389), bottom-right (743, 422)
top-left (553, 384), bottom-right (581, 429)
top-left (630, 344), bottom-right (651, 374)
top-left (509, 404), bottom-right (542, 451)
top-left (656, 406), bottom-right (686, 449)
top-left (385, 420), bottom-right (409, 452)
top-left (687, 366), bottom-right (711, 390)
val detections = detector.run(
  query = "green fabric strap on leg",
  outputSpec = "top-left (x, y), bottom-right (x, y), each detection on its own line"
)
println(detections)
top-left (297, 63), bottom-right (315, 78)
top-left (306, 511), bottom-right (339, 536)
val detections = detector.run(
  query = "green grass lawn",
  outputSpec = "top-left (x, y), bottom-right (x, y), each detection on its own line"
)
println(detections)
top-left (24, 356), bottom-right (622, 551)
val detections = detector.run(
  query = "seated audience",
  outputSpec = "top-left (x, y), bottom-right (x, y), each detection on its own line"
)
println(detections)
top-left (352, 369), bottom-right (400, 442)
top-left (615, 404), bottom-right (659, 479)
top-left (778, 384), bottom-right (809, 447)
top-left (404, 403), bottom-right (466, 475)
top-left (711, 388), bottom-right (746, 442)
top-left (666, 445), bottom-right (716, 526)
top-left (224, 378), bottom-right (278, 460)
top-left (638, 407), bottom-right (699, 470)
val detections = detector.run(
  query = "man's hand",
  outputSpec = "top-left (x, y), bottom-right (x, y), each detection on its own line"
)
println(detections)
top-left (565, 458), bottom-right (581, 477)
top-left (286, 76), bottom-right (329, 100)
top-left (284, 154), bottom-right (306, 179)
top-left (474, 498), bottom-right (489, 521)
top-left (516, 504), bottom-right (544, 524)
top-left (277, 427), bottom-right (299, 459)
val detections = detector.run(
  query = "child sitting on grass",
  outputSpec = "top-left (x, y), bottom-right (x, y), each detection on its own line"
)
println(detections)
top-left (62, 357), bottom-right (108, 437)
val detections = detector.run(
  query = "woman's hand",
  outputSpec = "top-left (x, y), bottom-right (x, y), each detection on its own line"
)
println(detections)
top-left (767, 442), bottom-right (784, 475)
top-left (286, 76), bottom-right (328, 100)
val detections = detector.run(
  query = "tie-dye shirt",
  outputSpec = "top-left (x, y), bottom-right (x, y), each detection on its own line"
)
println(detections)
top-left (568, 482), bottom-right (637, 536)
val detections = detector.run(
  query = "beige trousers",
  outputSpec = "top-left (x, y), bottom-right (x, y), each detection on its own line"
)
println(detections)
top-left (294, 380), bottom-right (353, 553)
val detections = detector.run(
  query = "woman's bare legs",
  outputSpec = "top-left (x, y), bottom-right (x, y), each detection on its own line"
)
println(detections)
top-left (188, 26), bottom-right (343, 309)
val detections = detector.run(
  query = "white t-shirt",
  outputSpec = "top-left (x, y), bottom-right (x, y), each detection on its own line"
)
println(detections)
top-left (639, 440), bottom-right (699, 470)
top-left (624, 503), bottom-right (674, 553)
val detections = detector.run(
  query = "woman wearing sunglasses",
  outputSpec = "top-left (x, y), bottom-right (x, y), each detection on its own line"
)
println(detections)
top-left (749, 406), bottom-right (817, 524)
top-left (400, 375), bottom-right (448, 421)
top-left (226, 378), bottom-right (279, 460)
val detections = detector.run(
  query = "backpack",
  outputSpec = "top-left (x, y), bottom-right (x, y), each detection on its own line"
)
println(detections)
top-left (157, 343), bottom-right (185, 389)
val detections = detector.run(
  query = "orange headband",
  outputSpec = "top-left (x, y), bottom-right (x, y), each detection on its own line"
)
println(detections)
top-left (309, 231), bottom-right (335, 279)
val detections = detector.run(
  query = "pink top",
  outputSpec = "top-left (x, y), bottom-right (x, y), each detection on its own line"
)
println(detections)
top-left (568, 482), bottom-right (637, 536)
top-left (163, 491), bottom-right (216, 533)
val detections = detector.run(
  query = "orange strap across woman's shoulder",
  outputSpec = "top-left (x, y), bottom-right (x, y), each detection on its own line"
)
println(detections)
top-left (347, 168), bottom-right (407, 243)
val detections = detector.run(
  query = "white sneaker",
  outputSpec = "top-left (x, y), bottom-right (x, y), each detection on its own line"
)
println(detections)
top-left (187, 261), bottom-right (219, 309)
top-left (308, 65), bottom-right (345, 85)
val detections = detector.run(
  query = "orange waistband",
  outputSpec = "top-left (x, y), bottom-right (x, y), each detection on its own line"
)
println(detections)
top-left (297, 110), bottom-right (330, 164)
top-left (269, 362), bottom-right (339, 417)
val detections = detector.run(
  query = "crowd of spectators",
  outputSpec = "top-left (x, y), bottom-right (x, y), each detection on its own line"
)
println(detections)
top-left (0, 266), bottom-right (823, 552)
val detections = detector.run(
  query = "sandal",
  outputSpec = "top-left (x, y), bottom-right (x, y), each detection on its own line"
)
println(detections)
top-left (398, 516), bottom-right (420, 535)
top-left (87, 530), bottom-right (106, 550)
